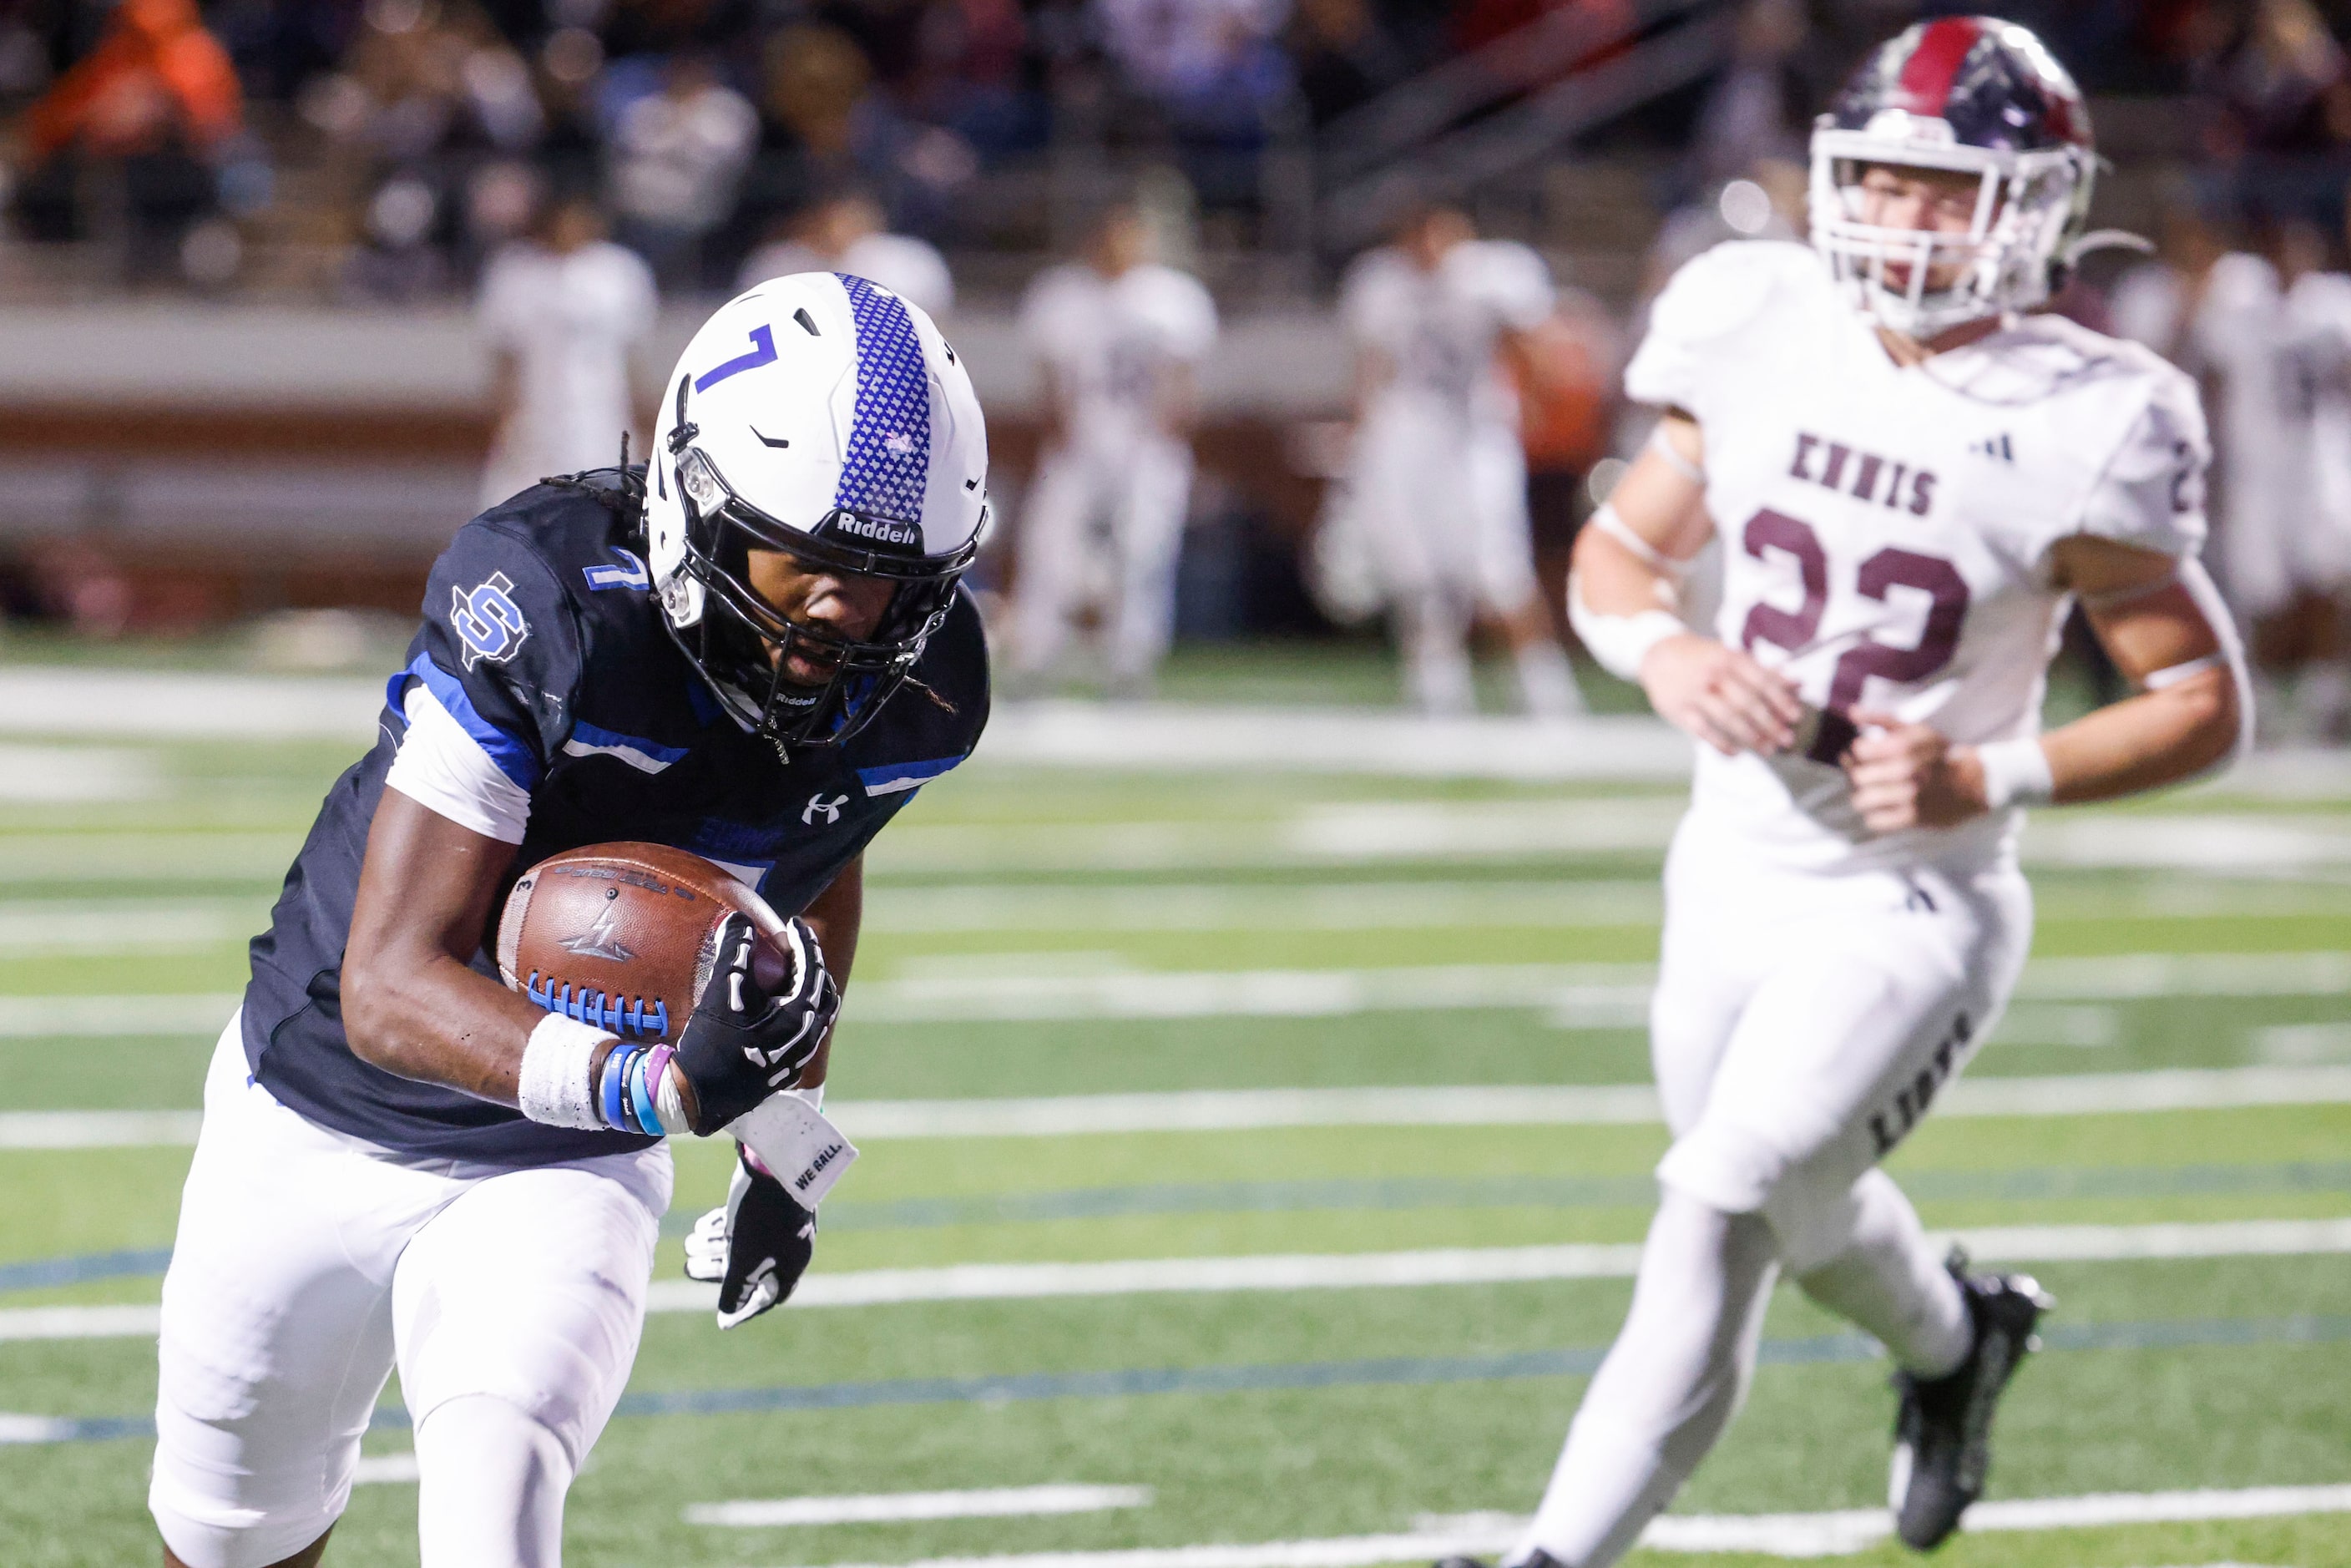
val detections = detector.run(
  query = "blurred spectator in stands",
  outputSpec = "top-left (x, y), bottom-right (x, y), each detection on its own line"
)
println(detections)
top-left (1686, 0), bottom-right (1804, 190)
top-left (905, 0), bottom-right (1042, 160)
top-left (1503, 286), bottom-right (1617, 645)
top-left (605, 49), bottom-right (755, 288)
top-left (732, 20), bottom-right (973, 249)
top-left (1288, 0), bottom-right (1408, 128)
top-left (2190, 0), bottom-right (2351, 229)
top-left (738, 183), bottom-right (953, 315)
top-left (302, 0), bottom-right (544, 165)
top-left (1095, 0), bottom-right (1293, 210)
top-left (341, 170), bottom-right (449, 301)
top-left (477, 189), bottom-right (656, 507)
top-left (10, 0), bottom-right (261, 282)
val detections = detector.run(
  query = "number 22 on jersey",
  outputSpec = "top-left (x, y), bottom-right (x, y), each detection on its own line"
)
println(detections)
top-left (1737, 508), bottom-right (1970, 763)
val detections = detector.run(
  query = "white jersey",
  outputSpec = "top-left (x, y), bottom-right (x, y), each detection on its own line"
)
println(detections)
top-left (1341, 238), bottom-right (1552, 427)
top-left (1019, 260), bottom-right (1217, 449)
top-left (477, 238), bottom-right (658, 508)
top-left (738, 232), bottom-right (955, 318)
top-left (1628, 241), bottom-right (2209, 874)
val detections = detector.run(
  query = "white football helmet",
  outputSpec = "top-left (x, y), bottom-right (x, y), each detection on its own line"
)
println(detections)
top-left (647, 272), bottom-right (989, 747)
top-left (1809, 16), bottom-right (2096, 339)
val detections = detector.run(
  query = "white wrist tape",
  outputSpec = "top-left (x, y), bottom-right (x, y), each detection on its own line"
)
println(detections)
top-left (1975, 736), bottom-right (2055, 809)
top-left (517, 1013), bottom-right (614, 1130)
top-left (655, 1058), bottom-right (687, 1132)
top-left (1647, 422), bottom-right (1704, 483)
top-left (1568, 573), bottom-right (1686, 683)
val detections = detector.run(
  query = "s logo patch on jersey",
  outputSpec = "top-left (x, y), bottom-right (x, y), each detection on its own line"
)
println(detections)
top-left (452, 572), bottom-right (531, 670)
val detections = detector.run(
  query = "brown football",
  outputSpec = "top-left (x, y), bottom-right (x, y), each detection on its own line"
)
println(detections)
top-left (497, 842), bottom-right (789, 1044)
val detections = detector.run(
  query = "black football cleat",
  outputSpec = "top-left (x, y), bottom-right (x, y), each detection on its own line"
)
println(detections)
top-left (1888, 1255), bottom-right (2052, 1550)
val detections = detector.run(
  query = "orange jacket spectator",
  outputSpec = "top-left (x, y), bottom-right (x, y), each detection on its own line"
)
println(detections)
top-left (22, 0), bottom-right (243, 165)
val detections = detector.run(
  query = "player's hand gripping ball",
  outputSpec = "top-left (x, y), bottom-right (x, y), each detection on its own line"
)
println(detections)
top-left (498, 842), bottom-right (838, 1130)
top-left (673, 910), bottom-right (841, 1133)
top-left (498, 842), bottom-right (791, 1044)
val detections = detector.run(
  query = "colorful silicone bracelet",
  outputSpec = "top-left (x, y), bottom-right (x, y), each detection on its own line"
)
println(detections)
top-left (628, 1047), bottom-right (663, 1136)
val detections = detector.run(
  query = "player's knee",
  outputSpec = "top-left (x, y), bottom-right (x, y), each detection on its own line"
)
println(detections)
top-left (1656, 1117), bottom-right (1787, 1219)
top-left (415, 1393), bottom-right (574, 1568)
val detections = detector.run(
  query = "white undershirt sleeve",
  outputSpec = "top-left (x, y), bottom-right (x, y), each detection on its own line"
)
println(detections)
top-left (383, 684), bottom-right (534, 843)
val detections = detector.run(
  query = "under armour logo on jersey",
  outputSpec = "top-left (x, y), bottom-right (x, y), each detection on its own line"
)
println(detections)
top-left (801, 792), bottom-right (849, 826)
top-left (1969, 433), bottom-right (2015, 463)
top-left (451, 572), bottom-right (530, 670)
top-left (583, 548), bottom-right (650, 593)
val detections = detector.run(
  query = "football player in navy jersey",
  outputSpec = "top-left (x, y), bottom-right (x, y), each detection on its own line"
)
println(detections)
top-left (149, 273), bottom-right (992, 1568)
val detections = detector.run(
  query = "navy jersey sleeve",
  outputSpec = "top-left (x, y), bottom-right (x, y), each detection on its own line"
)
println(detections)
top-left (393, 519), bottom-right (585, 793)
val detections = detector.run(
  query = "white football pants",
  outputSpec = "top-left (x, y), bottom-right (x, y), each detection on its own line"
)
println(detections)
top-left (1348, 399), bottom-right (1567, 717)
top-left (1513, 818), bottom-right (2030, 1567)
top-left (151, 1019), bottom-right (670, 1568)
top-left (1011, 433), bottom-right (1195, 685)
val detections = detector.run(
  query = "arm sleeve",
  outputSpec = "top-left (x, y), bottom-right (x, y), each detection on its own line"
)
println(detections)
top-left (1163, 273), bottom-right (1219, 361)
top-left (390, 522), bottom-right (584, 807)
top-left (2074, 369), bottom-right (2211, 559)
top-left (384, 682), bottom-right (534, 842)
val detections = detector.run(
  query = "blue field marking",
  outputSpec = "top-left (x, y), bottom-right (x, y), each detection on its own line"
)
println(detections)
top-left (14, 1315), bottom-right (2351, 1449)
top-left (0, 1248), bottom-right (172, 1292)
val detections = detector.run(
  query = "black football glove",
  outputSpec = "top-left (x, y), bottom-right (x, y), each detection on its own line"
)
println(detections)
top-left (683, 1142), bottom-right (816, 1328)
top-left (674, 912), bottom-right (839, 1136)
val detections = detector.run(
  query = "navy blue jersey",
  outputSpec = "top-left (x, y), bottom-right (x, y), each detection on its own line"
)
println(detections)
top-left (241, 470), bottom-right (989, 1163)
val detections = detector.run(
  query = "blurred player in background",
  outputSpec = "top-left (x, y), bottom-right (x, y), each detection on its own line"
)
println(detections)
top-left (476, 188), bottom-right (657, 510)
top-left (739, 185), bottom-right (956, 318)
top-left (149, 276), bottom-right (992, 1568)
top-left (1338, 202), bottom-right (1583, 719)
top-left (1442, 21), bottom-right (2249, 1568)
top-left (1008, 199), bottom-right (1217, 695)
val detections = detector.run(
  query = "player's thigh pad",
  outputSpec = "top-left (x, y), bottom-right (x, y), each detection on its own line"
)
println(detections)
top-left (392, 1146), bottom-right (669, 1470)
top-left (153, 1019), bottom-right (452, 1568)
top-left (1656, 863), bottom-right (2030, 1270)
top-left (1648, 822), bottom-right (1776, 1138)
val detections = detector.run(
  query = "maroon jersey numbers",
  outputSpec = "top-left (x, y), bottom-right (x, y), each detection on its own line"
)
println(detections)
top-left (1738, 508), bottom-right (1970, 758)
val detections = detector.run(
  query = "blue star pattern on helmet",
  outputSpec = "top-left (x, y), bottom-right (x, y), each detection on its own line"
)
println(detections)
top-left (834, 274), bottom-right (933, 528)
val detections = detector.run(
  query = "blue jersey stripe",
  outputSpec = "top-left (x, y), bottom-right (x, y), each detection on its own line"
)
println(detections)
top-left (856, 756), bottom-right (964, 797)
top-left (832, 274), bottom-right (932, 524)
top-left (397, 652), bottom-right (542, 789)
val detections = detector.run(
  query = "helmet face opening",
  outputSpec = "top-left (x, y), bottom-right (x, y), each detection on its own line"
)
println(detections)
top-left (1808, 18), bottom-right (2094, 338)
top-left (668, 446), bottom-right (976, 750)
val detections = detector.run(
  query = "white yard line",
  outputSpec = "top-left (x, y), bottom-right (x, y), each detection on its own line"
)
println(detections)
top-left (12, 1064), bottom-right (2351, 1152)
top-left (686, 1485), bottom-right (1153, 1529)
top-left (18, 1218), bottom-right (2351, 1342)
top-left (352, 1453), bottom-right (421, 1485)
top-left (1, 952), bottom-right (2343, 1039)
top-left (631, 1219), bottom-right (2351, 1316)
top-left (754, 1484), bottom-right (2351, 1568)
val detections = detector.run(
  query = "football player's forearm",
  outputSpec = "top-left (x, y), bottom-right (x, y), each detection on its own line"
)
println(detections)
top-left (2035, 666), bottom-right (2242, 804)
top-left (342, 952), bottom-right (553, 1104)
top-left (791, 857), bottom-right (864, 1090)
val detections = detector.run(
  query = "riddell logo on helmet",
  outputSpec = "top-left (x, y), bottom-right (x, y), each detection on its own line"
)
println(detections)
top-left (831, 513), bottom-right (919, 547)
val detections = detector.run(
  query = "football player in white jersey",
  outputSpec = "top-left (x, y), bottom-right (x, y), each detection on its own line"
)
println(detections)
top-left (1009, 200), bottom-right (1218, 695)
top-left (1438, 19), bottom-right (2249, 1567)
top-left (1337, 203), bottom-right (1583, 718)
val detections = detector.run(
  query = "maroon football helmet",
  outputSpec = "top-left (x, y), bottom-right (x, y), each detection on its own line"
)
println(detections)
top-left (1810, 17), bottom-right (2096, 336)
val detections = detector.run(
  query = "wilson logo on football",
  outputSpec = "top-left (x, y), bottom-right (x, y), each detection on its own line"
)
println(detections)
top-left (557, 903), bottom-right (636, 964)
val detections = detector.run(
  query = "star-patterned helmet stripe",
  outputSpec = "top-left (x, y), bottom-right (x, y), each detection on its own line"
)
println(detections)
top-left (832, 274), bottom-right (933, 528)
